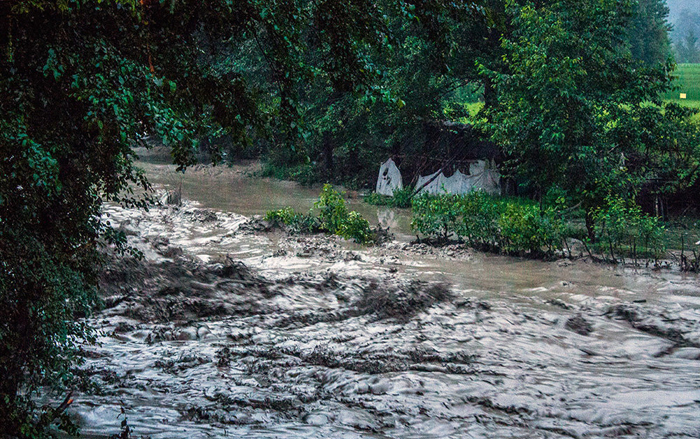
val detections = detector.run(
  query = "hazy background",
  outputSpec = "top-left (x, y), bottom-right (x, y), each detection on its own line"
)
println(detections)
top-left (667, 0), bottom-right (699, 62)
top-left (667, 0), bottom-right (697, 23)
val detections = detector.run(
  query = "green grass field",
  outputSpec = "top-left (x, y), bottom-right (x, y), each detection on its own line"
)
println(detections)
top-left (663, 63), bottom-right (700, 123)
top-left (665, 63), bottom-right (700, 104)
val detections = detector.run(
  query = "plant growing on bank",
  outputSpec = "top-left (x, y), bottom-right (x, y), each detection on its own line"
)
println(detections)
top-left (498, 204), bottom-right (564, 255)
top-left (411, 192), bottom-right (566, 257)
top-left (265, 185), bottom-right (375, 244)
top-left (455, 191), bottom-right (503, 251)
top-left (410, 194), bottom-right (463, 242)
top-left (264, 207), bottom-right (318, 234)
top-left (315, 184), bottom-right (352, 236)
top-left (364, 186), bottom-right (414, 208)
top-left (411, 191), bottom-right (668, 261)
top-left (591, 196), bottom-right (665, 262)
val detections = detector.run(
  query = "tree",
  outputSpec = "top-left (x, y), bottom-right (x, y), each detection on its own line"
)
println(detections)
top-left (671, 9), bottom-right (700, 62)
top-left (480, 0), bottom-right (677, 235)
top-left (627, 0), bottom-right (672, 65)
top-left (267, 0), bottom-right (501, 186)
top-left (0, 0), bottom-right (386, 436)
top-left (676, 29), bottom-right (700, 63)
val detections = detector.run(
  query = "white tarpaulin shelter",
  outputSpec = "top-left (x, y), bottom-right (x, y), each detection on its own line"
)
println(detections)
top-left (376, 158), bottom-right (403, 196)
top-left (416, 160), bottom-right (500, 196)
top-left (415, 170), bottom-right (446, 195)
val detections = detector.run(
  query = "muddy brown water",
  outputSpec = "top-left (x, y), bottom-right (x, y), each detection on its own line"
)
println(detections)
top-left (70, 154), bottom-right (700, 438)
top-left (135, 147), bottom-right (414, 240)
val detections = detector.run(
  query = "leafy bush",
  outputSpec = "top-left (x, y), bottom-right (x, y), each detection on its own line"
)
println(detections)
top-left (315, 184), bottom-right (374, 243)
top-left (314, 184), bottom-right (350, 235)
top-left (264, 207), bottom-right (317, 233)
top-left (265, 185), bottom-right (375, 244)
top-left (455, 191), bottom-right (503, 250)
top-left (499, 204), bottom-right (563, 255)
top-left (411, 192), bottom-right (565, 256)
top-left (410, 193), bottom-right (463, 241)
top-left (592, 196), bottom-right (665, 261)
top-left (411, 191), bottom-right (669, 261)
top-left (337, 211), bottom-right (374, 243)
top-left (364, 186), bottom-right (414, 208)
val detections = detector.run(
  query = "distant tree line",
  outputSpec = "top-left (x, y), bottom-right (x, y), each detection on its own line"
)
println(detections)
top-left (672, 9), bottom-right (700, 63)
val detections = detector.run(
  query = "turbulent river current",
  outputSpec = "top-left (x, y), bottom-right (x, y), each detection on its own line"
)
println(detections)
top-left (70, 154), bottom-right (700, 438)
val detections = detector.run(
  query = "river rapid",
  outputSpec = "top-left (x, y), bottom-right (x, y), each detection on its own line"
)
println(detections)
top-left (71, 155), bottom-right (700, 438)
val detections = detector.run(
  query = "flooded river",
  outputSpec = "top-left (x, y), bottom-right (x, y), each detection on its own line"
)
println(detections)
top-left (73, 153), bottom-right (700, 438)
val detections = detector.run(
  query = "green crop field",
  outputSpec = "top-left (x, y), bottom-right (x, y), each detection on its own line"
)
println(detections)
top-left (665, 63), bottom-right (700, 104)
top-left (664, 64), bottom-right (700, 122)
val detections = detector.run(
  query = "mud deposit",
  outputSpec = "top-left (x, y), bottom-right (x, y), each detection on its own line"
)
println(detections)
top-left (72, 199), bottom-right (700, 439)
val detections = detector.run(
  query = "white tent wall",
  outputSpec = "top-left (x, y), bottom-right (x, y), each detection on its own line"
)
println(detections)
top-left (376, 158), bottom-right (403, 196)
top-left (415, 160), bottom-right (501, 196)
top-left (415, 170), bottom-right (446, 195)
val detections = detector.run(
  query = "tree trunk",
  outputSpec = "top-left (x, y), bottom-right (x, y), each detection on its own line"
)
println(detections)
top-left (585, 209), bottom-right (596, 242)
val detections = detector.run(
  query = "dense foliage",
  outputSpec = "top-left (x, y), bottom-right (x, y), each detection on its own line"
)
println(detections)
top-left (591, 195), bottom-right (665, 262)
top-left (265, 184), bottom-right (375, 244)
top-left (479, 0), bottom-right (697, 235)
top-left (628, 0), bottom-right (672, 65)
top-left (411, 192), bottom-right (565, 256)
top-left (260, 0), bottom-right (684, 193)
top-left (262, 0), bottom-right (498, 186)
top-left (0, 0), bottom-right (386, 436)
top-left (411, 192), bottom-right (665, 258)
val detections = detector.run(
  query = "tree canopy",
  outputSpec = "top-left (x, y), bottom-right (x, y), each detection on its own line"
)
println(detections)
top-left (0, 0), bottom-right (390, 435)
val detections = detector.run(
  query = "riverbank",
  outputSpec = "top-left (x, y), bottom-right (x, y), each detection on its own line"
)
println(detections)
top-left (135, 149), bottom-right (700, 272)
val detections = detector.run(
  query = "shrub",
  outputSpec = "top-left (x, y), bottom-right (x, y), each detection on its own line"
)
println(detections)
top-left (265, 184), bottom-right (375, 244)
top-left (410, 194), bottom-right (462, 241)
top-left (411, 192), bottom-right (565, 256)
top-left (499, 204), bottom-right (563, 255)
top-left (264, 207), bottom-right (317, 233)
top-left (337, 211), bottom-right (374, 243)
top-left (455, 191), bottom-right (502, 250)
top-left (592, 196), bottom-right (665, 261)
top-left (364, 186), bottom-right (414, 208)
top-left (315, 184), bottom-right (374, 244)
top-left (315, 184), bottom-right (350, 235)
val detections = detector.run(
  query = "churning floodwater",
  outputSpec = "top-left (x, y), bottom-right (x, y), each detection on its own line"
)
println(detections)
top-left (70, 152), bottom-right (700, 438)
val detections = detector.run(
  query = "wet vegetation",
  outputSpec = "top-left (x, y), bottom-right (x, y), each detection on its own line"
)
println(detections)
top-left (265, 185), bottom-right (377, 244)
top-left (409, 192), bottom-right (671, 263)
top-left (363, 186), bottom-right (415, 209)
top-left (411, 192), bottom-right (564, 256)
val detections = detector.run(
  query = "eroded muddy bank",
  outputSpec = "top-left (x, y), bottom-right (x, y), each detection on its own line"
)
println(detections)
top-left (72, 200), bottom-right (700, 438)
